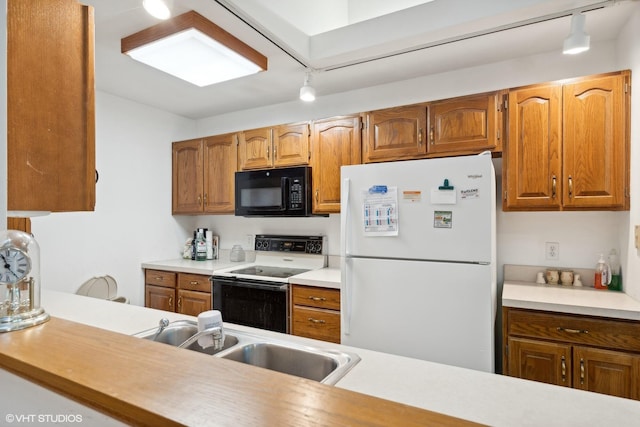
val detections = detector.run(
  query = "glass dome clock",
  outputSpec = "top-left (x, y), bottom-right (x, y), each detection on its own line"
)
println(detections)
top-left (0, 230), bottom-right (49, 332)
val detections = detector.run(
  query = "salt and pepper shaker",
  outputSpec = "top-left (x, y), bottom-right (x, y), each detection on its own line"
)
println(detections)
top-left (573, 274), bottom-right (583, 287)
top-left (536, 272), bottom-right (546, 284)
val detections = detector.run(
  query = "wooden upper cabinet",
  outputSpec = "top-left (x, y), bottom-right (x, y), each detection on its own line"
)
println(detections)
top-left (562, 73), bottom-right (629, 210)
top-left (273, 123), bottom-right (310, 167)
top-left (238, 127), bottom-right (272, 170)
top-left (504, 84), bottom-right (562, 210)
top-left (203, 134), bottom-right (238, 214)
top-left (310, 116), bottom-right (362, 214)
top-left (239, 123), bottom-right (310, 170)
top-left (503, 70), bottom-right (630, 211)
top-left (363, 104), bottom-right (427, 163)
top-left (7, 0), bottom-right (96, 212)
top-left (427, 92), bottom-right (503, 156)
top-left (172, 139), bottom-right (204, 214)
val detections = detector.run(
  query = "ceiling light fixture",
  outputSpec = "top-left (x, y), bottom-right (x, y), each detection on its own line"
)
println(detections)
top-left (563, 12), bottom-right (590, 55)
top-left (142, 0), bottom-right (171, 20)
top-left (122, 11), bottom-right (267, 87)
top-left (299, 72), bottom-right (316, 102)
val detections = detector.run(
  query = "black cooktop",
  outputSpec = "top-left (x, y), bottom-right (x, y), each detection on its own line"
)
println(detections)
top-left (228, 265), bottom-right (310, 279)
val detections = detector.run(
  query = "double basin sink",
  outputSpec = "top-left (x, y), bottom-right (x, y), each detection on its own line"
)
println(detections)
top-left (133, 320), bottom-right (360, 385)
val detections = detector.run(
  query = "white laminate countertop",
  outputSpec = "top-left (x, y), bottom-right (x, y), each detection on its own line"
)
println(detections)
top-left (503, 281), bottom-right (640, 321)
top-left (27, 290), bottom-right (640, 426)
top-left (142, 258), bottom-right (342, 289)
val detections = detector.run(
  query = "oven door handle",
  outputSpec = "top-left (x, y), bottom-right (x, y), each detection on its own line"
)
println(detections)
top-left (212, 276), bottom-right (288, 291)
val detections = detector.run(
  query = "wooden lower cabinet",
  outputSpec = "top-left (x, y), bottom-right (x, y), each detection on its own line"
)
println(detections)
top-left (144, 269), bottom-right (211, 317)
top-left (503, 307), bottom-right (640, 400)
top-left (291, 284), bottom-right (340, 344)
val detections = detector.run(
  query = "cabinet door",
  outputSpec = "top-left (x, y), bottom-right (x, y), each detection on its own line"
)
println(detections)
top-left (562, 72), bottom-right (629, 209)
top-left (507, 337), bottom-right (572, 387)
top-left (177, 289), bottom-right (211, 316)
top-left (363, 105), bottom-right (427, 163)
top-left (172, 139), bottom-right (203, 214)
top-left (8, 0), bottom-right (95, 212)
top-left (273, 123), bottom-right (310, 167)
top-left (428, 92), bottom-right (502, 156)
top-left (145, 285), bottom-right (175, 312)
top-left (504, 84), bottom-right (562, 210)
top-left (203, 134), bottom-right (238, 214)
top-left (238, 127), bottom-right (272, 170)
top-left (310, 116), bottom-right (362, 214)
top-left (573, 346), bottom-right (640, 400)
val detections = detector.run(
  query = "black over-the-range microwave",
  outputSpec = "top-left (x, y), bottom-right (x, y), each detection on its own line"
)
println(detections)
top-left (235, 166), bottom-right (323, 217)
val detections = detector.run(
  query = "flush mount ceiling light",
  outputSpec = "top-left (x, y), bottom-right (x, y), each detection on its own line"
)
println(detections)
top-left (563, 12), bottom-right (590, 55)
top-left (122, 11), bottom-right (267, 87)
top-left (142, 0), bottom-right (171, 20)
top-left (299, 72), bottom-right (316, 102)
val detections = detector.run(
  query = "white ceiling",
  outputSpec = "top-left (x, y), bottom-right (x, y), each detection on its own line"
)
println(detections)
top-left (85, 0), bottom-right (637, 119)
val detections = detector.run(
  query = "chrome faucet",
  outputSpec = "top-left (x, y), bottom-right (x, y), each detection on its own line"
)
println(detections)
top-left (178, 326), bottom-right (224, 350)
top-left (151, 318), bottom-right (170, 342)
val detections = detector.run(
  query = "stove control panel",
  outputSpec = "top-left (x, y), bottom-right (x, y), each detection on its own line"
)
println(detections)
top-left (254, 235), bottom-right (325, 254)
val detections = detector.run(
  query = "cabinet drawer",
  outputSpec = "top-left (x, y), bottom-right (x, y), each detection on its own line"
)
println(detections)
top-left (145, 269), bottom-right (176, 288)
top-left (292, 306), bottom-right (340, 343)
top-left (178, 273), bottom-right (211, 292)
top-left (507, 309), bottom-right (640, 352)
top-left (291, 285), bottom-right (340, 310)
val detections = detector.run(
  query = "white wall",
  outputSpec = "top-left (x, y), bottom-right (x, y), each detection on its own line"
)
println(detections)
top-left (30, 92), bottom-right (196, 306)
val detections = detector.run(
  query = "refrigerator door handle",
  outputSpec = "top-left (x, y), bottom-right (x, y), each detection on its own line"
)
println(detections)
top-left (342, 256), bottom-right (352, 335)
top-left (341, 178), bottom-right (351, 257)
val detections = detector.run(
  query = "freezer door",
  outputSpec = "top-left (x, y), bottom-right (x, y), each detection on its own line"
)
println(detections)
top-left (341, 154), bottom-right (495, 263)
top-left (341, 257), bottom-right (495, 373)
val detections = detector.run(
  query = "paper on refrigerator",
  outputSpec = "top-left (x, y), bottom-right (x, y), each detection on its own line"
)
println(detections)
top-left (362, 186), bottom-right (398, 236)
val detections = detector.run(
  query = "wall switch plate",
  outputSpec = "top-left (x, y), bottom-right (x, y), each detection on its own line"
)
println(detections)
top-left (246, 234), bottom-right (255, 248)
top-left (546, 242), bottom-right (559, 260)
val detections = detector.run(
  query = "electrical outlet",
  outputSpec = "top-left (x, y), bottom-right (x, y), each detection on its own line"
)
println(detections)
top-left (246, 234), bottom-right (255, 248)
top-left (545, 242), bottom-right (559, 260)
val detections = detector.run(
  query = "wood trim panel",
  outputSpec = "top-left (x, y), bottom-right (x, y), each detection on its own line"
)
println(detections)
top-left (121, 10), bottom-right (267, 70)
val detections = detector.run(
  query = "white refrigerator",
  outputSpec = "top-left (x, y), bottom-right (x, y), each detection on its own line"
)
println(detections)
top-left (340, 153), bottom-right (496, 372)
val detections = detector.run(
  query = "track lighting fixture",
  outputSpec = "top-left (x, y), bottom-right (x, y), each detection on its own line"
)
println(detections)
top-left (299, 72), bottom-right (316, 102)
top-left (563, 12), bottom-right (590, 55)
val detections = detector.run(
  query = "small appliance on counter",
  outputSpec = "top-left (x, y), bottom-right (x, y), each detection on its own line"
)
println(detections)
top-left (0, 230), bottom-right (50, 332)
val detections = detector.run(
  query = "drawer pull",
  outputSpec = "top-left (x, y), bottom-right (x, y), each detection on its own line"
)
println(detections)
top-left (168, 296), bottom-right (173, 309)
top-left (189, 281), bottom-right (199, 285)
top-left (177, 296), bottom-right (182, 309)
top-left (556, 327), bottom-right (588, 334)
top-left (155, 276), bottom-right (164, 281)
top-left (308, 296), bottom-right (326, 302)
top-left (580, 358), bottom-right (585, 385)
top-left (308, 318), bottom-right (326, 324)
top-left (561, 356), bottom-right (566, 382)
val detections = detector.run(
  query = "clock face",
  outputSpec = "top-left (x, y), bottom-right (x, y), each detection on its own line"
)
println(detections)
top-left (0, 247), bottom-right (31, 284)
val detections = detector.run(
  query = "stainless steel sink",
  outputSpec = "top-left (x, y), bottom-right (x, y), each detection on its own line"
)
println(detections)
top-left (133, 320), bottom-right (360, 385)
top-left (134, 320), bottom-right (238, 355)
top-left (219, 342), bottom-right (342, 383)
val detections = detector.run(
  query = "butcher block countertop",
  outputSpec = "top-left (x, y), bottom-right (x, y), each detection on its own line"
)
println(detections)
top-left (0, 317), bottom-right (473, 427)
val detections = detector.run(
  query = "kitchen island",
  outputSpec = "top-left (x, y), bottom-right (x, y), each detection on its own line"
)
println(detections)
top-left (2, 290), bottom-right (640, 426)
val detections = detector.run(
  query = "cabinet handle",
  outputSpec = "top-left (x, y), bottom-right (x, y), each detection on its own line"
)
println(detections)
top-left (418, 128), bottom-right (423, 146)
top-left (274, 145), bottom-right (277, 159)
top-left (580, 358), bottom-right (585, 385)
top-left (203, 194), bottom-right (207, 205)
top-left (315, 189), bottom-right (319, 203)
top-left (556, 327), bottom-right (588, 334)
top-left (168, 296), bottom-right (173, 309)
top-left (308, 296), bottom-right (326, 302)
top-left (561, 355), bottom-right (566, 382)
top-left (568, 176), bottom-right (573, 199)
top-left (551, 175), bottom-right (557, 198)
top-left (190, 281), bottom-right (199, 285)
top-left (308, 317), bottom-right (326, 324)
top-left (266, 145), bottom-right (270, 160)
top-left (154, 276), bottom-right (164, 281)
top-left (197, 195), bottom-right (202, 206)
top-left (429, 126), bottom-right (434, 144)
top-left (177, 296), bottom-right (182, 309)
